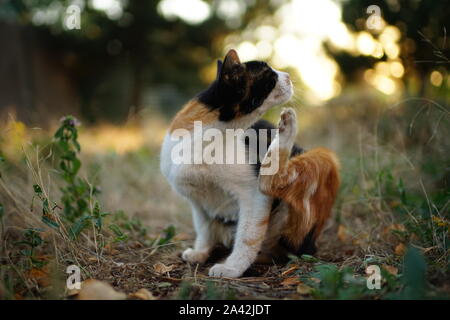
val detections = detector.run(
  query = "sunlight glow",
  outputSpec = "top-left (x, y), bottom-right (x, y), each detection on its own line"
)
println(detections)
top-left (217, 0), bottom-right (246, 27)
top-left (31, 2), bottom-right (63, 26)
top-left (236, 41), bottom-right (259, 61)
top-left (243, 0), bottom-right (347, 101)
top-left (273, 0), bottom-right (344, 100)
top-left (328, 22), bottom-right (354, 50)
top-left (390, 61), bottom-right (404, 78)
top-left (158, 0), bottom-right (211, 25)
top-left (255, 25), bottom-right (277, 42)
top-left (355, 25), bottom-right (403, 95)
top-left (276, 0), bottom-right (341, 38)
top-left (222, 0), bottom-right (406, 100)
top-left (374, 75), bottom-right (396, 95)
top-left (430, 71), bottom-right (443, 87)
top-left (356, 32), bottom-right (377, 56)
top-left (90, 0), bottom-right (124, 20)
top-left (273, 34), bottom-right (339, 100)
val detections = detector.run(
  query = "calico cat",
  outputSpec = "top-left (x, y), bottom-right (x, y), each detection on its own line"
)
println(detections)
top-left (160, 49), bottom-right (340, 278)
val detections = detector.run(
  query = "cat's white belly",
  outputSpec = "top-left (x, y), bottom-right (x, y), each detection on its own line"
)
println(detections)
top-left (160, 132), bottom-right (253, 222)
top-left (178, 176), bottom-right (239, 222)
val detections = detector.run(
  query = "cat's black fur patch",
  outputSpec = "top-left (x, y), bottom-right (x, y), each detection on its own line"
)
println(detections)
top-left (214, 215), bottom-right (237, 226)
top-left (279, 226), bottom-right (317, 256)
top-left (244, 119), bottom-right (277, 176)
top-left (243, 119), bottom-right (304, 214)
top-left (244, 119), bottom-right (304, 176)
top-left (198, 60), bottom-right (278, 122)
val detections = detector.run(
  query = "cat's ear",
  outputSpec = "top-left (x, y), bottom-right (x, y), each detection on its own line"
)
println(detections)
top-left (223, 49), bottom-right (241, 69)
top-left (220, 49), bottom-right (244, 81)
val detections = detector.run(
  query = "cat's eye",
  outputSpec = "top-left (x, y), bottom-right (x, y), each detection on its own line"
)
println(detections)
top-left (266, 79), bottom-right (276, 90)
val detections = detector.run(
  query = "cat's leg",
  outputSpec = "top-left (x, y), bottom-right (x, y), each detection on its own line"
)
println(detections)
top-left (207, 109), bottom-right (297, 277)
top-left (208, 189), bottom-right (272, 278)
top-left (182, 202), bottom-right (215, 264)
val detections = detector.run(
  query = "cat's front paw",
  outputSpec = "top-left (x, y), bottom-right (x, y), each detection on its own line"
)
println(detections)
top-left (278, 107), bottom-right (297, 149)
top-left (209, 263), bottom-right (242, 278)
top-left (182, 248), bottom-right (209, 264)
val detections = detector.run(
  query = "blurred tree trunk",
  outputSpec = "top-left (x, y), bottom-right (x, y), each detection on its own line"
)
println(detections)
top-left (0, 23), bottom-right (34, 123)
top-left (130, 60), bottom-right (143, 117)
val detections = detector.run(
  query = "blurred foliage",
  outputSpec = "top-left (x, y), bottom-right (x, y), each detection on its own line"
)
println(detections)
top-left (0, 0), bottom-right (278, 122)
top-left (296, 246), bottom-right (438, 300)
top-left (337, 0), bottom-right (449, 94)
top-left (1, 0), bottom-right (448, 123)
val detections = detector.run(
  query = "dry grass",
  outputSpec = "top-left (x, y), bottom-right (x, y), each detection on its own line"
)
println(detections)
top-left (0, 93), bottom-right (449, 299)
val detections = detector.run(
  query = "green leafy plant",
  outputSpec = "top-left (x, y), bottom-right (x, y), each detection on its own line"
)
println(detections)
top-left (69, 201), bottom-right (110, 239)
top-left (108, 223), bottom-right (128, 243)
top-left (394, 246), bottom-right (427, 299)
top-left (157, 225), bottom-right (176, 246)
top-left (305, 263), bottom-right (370, 299)
top-left (204, 281), bottom-right (236, 300)
top-left (54, 116), bottom-right (100, 223)
top-left (16, 228), bottom-right (46, 269)
top-left (112, 210), bottom-right (148, 239)
top-left (31, 184), bottom-right (60, 229)
top-left (53, 116), bottom-right (108, 239)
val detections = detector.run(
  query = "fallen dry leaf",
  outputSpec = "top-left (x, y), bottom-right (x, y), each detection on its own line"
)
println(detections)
top-left (281, 277), bottom-right (300, 286)
top-left (281, 266), bottom-right (298, 277)
top-left (129, 288), bottom-right (156, 300)
top-left (297, 283), bottom-right (313, 295)
top-left (422, 246), bottom-right (436, 253)
top-left (390, 224), bottom-right (406, 232)
top-left (129, 241), bottom-right (144, 249)
top-left (104, 244), bottom-right (120, 255)
top-left (153, 262), bottom-right (174, 274)
top-left (395, 243), bottom-right (406, 256)
top-left (67, 288), bottom-right (80, 297)
top-left (14, 293), bottom-right (24, 300)
top-left (26, 268), bottom-right (50, 287)
top-left (383, 224), bottom-right (406, 235)
top-left (382, 264), bottom-right (398, 276)
top-left (337, 224), bottom-right (347, 242)
top-left (76, 279), bottom-right (127, 300)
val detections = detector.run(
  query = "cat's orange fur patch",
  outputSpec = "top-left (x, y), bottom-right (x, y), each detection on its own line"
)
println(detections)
top-left (260, 147), bottom-right (340, 249)
top-left (169, 99), bottom-right (219, 132)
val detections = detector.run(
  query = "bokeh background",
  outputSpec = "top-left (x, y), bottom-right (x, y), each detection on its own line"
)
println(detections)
top-left (0, 0), bottom-right (449, 299)
top-left (1, 0), bottom-right (448, 125)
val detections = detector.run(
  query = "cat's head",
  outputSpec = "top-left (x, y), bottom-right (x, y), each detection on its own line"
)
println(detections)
top-left (198, 49), bottom-right (293, 122)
